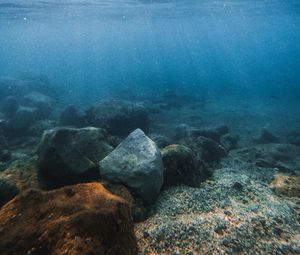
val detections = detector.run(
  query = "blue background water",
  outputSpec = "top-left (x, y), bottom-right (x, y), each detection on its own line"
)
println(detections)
top-left (0, 0), bottom-right (300, 105)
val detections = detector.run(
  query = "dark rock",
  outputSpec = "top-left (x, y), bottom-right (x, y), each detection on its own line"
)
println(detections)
top-left (37, 127), bottom-right (113, 187)
top-left (1, 96), bottom-right (19, 119)
top-left (161, 144), bottom-right (209, 187)
top-left (0, 178), bottom-right (19, 207)
top-left (99, 129), bottom-right (164, 204)
top-left (183, 136), bottom-right (227, 163)
top-left (9, 106), bottom-right (36, 132)
top-left (59, 105), bottom-right (87, 127)
top-left (174, 124), bottom-right (191, 140)
top-left (230, 144), bottom-right (300, 175)
top-left (23, 91), bottom-right (54, 120)
top-left (149, 133), bottom-right (172, 149)
top-left (0, 183), bottom-right (137, 255)
top-left (86, 100), bottom-right (150, 136)
top-left (220, 133), bottom-right (238, 152)
top-left (255, 129), bottom-right (279, 144)
top-left (191, 125), bottom-right (229, 142)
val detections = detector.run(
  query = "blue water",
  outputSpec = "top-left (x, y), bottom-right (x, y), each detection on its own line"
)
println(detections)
top-left (0, 0), bottom-right (300, 105)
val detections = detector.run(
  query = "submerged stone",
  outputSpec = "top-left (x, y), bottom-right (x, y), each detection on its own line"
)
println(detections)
top-left (86, 99), bottom-right (150, 136)
top-left (0, 178), bottom-right (19, 208)
top-left (161, 144), bottom-right (209, 187)
top-left (37, 127), bottom-right (113, 186)
top-left (99, 129), bottom-right (164, 204)
top-left (0, 182), bottom-right (137, 255)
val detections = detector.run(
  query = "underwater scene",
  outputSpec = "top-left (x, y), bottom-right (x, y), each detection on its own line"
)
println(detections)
top-left (0, 0), bottom-right (300, 254)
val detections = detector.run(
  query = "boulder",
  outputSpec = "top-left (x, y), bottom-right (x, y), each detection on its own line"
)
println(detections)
top-left (220, 133), bottom-right (238, 152)
top-left (228, 144), bottom-right (300, 175)
top-left (0, 183), bottom-right (137, 255)
top-left (23, 91), bottom-right (54, 119)
top-left (59, 105), bottom-right (87, 127)
top-left (99, 129), bottom-right (164, 204)
top-left (161, 144), bottom-right (209, 187)
top-left (37, 127), bottom-right (113, 186)
top-left (182, 136), bottom-right (227, 163)
top-left (9, 106), bottom-right (36, 132)
top-left (191, 124), bottom-right (229, 142)
top-left (255, 129), bottom-right (279, 144)
top-left (0, 178), bottom-right (19, 208)
top-left (86, 100), bottom-right (150, 136)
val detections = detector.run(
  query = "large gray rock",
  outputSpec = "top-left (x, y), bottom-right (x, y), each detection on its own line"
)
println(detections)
top-left (99, 129), bottom-right (164, 204)
top-left (37, 127), bottom-right (113, 186)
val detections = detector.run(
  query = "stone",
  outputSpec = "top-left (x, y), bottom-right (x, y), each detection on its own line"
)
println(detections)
top-left (191, 125), bottom-right (229, 142)
top-left (182, 136), bottom-right (227, 163)
top-left (255, 129), bottom-right (279, 144)
top-left (0, 178), bottom-right (19, 208)
top-left (230, 144), bottom-right (300, 175)
top-left (9, 106), bottom-right (36, 132)
top-left (1, 96), bottom-right (19, 119)
top-left (23, 91), bottom-right (54, 119)
top-left (220, 133), bottom-right (238, 152)
top-left (270, 174), bottom-right (300, 198)
top-left (99, 129), bottom-right (164, 204)
top-left (0, 183), bottom-right (137, 255)
top-left (161, 144), bottom-right (209, 187)
top-left (59, 105), bottom-right (87, 127)
top-left (37, 127), bottom-right (113, 186)
top-left (86, 100), bottom-right (150, 136)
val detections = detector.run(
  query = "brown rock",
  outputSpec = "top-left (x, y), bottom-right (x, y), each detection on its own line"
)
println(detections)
top-left (270, 174), bottom-right (300, 198)
top-left (0, 182), bottom-right (137, 255)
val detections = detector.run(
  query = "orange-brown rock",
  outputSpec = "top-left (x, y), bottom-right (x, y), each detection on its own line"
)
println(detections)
top-left (271, 174), bottom-right (300, 198)
top-left (0, 182), bottom-right (137, 255)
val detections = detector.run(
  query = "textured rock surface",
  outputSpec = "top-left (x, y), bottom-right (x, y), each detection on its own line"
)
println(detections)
top-left (99, 129), bottom-right (164, 204)
top-left (37, 127), bottom-right (113, 186)
top-left (87, 100), bottom-right (150, 136)
top-left (161, 144), bottom-right (209, 187)
top-left (0, 182), bottom-right (137, 255)
top-left (0, 178), bottom-right (19, 208)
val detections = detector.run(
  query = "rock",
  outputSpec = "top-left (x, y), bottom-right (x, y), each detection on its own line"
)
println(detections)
top-left (99, 129), bottom-right (164, 204)
top-left (37, 127), bottom-right (113, 186)
top-left (23, 91), bottom-right (54, 119)
top-left (270, 174), bottom-right (300, 198)
top-left (149, 133), bottom-right (172, 149)
top-left (161, 144), bottom-right (209, 187)
top-left (59, 105), bottom-right (87, 127)
top-left (0, 183), bottom-right (137, 255)
top-left (191, 124), bottom-right (229, 142)
top-left (174, 124), bottom-right (191, 140)
top-left (1, 96), bottom-right (19, 119)
top-left (255, 129), bottom-right (279, 144)
top-left (9, 106), bottom-right (36, 132)
top-left (86, 100), bottom-right (150, 136)
top-left (0, 178), bottom-right (19, 207)
top-left (182, 136), bottom-right (227, 163)
top-left (220, 133), bottom-right (238, 152)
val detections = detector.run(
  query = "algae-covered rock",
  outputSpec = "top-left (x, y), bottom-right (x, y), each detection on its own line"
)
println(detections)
top-left (37, 127), bottom-right (113, 186)
top-left (161, 144), bottom-right (209, 187)
top-left (0, 183), bottom-right (137, 255)
top-left (99, 129), bottom-right (164, 204)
